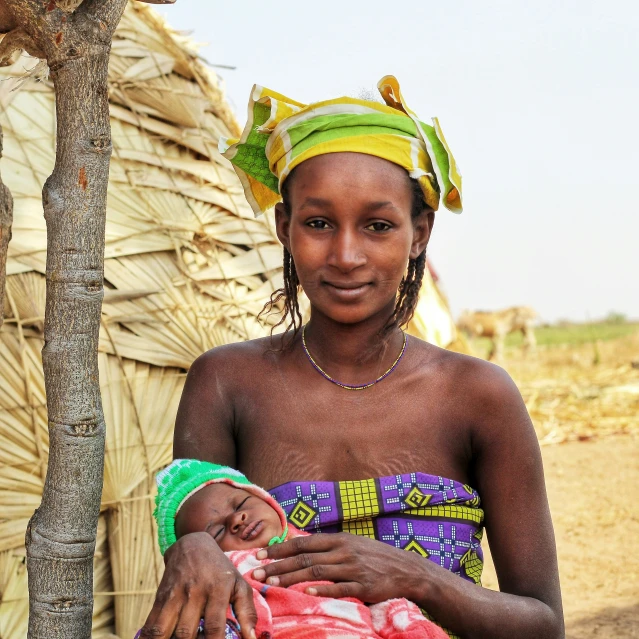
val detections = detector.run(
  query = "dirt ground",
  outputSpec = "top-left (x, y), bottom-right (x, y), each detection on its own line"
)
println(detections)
top-left (480, 434), bottom-right (639, 638)
top-left (470, 330), bottom-right (639, 637)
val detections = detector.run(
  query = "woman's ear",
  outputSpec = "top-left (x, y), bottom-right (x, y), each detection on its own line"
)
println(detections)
top-left (410, 210), bottom-right (435, 259)
top-left (274, 203), bottom-right (291, 252)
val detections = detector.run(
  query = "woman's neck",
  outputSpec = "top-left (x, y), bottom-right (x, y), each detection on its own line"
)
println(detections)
top-left (302, 306), bottom-right (405, 383)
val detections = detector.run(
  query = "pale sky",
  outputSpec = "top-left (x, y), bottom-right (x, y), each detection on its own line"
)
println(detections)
top-left (158, 0), bottom-right (638, 322)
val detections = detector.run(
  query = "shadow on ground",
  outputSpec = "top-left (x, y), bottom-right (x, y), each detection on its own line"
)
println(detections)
top-left (566, 603), bottom-right (639, 639)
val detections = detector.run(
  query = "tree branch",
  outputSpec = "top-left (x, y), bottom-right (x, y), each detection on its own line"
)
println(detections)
top-left (0, 4), bottom-right (16, 34)
top-left (0, 1), bottom-right (45, 31)
top-left (0, 1), bottom-right (52, 63)
top-left (0, 0), bottom-right (174, 67)
top-left (0, 124), bottom-right (14, 329)
top-left (76, 0), bottom-right (134, 31)
top-left (0, 27), bottom-right (43, 65)
top-left (78, 0), bottom-right (177, 32)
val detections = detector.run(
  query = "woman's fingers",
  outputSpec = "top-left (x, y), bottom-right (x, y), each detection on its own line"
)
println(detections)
top-left (305, 582), bottom-right (360, 599)
top-left (261, 533), bottom-right (338, 560)
top-left (201, 590), bottom-right (234, 639)
top-left (229, 578), bottom-right (258, 639)
top-left (139, 590), bottom-right (185, 638)
top-left (253, 550), bottom-right (338, 582)
top-left (174, 595), bottom-right (207, 639)
top-left (254, 559), bottom-right (345, 588)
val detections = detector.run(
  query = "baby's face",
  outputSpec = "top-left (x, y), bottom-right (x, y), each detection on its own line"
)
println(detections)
top-left (175, 483), bottom-right (282, 551)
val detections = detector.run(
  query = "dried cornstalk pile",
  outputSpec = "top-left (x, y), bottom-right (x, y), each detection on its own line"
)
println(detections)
top-left (0, 3), bottom-right (456, 637)
top-left (505, 332), bottom-right (639, 445)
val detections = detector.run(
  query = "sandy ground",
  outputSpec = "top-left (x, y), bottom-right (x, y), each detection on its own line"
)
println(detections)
top-left (481, 435), bottom-right (639, 638)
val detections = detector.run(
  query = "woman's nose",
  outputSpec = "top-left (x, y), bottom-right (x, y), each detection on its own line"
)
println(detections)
top-left (327, 230), bottom-right (366, 272)
top-left (228, 510), bottom-right (247, 534)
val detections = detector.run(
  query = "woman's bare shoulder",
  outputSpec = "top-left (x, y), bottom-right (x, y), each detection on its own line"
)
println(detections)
top-left (178, 336), bottom-right (293, 420)
top-left (411, 338), bottom-right (525, 426)
top-left (411, 340), bottom-right (540, 492)
top-left (174, 336), bottom-right (292, 461)
top-left (412, 337), bottom-right (512, 384)
top-left (191, 335), bottom-right (289, 374)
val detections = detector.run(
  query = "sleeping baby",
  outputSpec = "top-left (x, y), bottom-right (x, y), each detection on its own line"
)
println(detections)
top-left (146, 460), bottom-right (448, 639)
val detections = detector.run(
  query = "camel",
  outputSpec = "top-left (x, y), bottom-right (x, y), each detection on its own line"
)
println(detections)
top-left (457, 306), bottom-right (538, 361)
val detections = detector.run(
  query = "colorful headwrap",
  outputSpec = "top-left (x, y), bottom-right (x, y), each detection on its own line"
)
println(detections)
top-left (219, 75), bottom-right (462, 217)
top-left (154, 459), bottom-right (289, 555)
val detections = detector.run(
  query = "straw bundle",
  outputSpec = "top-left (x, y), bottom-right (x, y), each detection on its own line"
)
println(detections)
top-left (503, 332), bottom-right (639, 445)
top-left (0, 3), bottom-right (456, 636)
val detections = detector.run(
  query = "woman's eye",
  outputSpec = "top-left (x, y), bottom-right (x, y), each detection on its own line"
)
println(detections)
top-left (307, 219), bottom-right (330, 230)
top-left (366, 221), bottom-right (392, 232)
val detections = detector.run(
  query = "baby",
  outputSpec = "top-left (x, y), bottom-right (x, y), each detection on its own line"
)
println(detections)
top-left (151, 460), bottom-right (448, 639)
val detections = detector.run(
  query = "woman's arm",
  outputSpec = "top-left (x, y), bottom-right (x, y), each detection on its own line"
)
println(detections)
top-left (172, 347), bottom-right (237, 463)
top-left (254, 362), bottom-right (564, 639)
top-left (450, 361), bottom-right (564, 638)
top-left (142, 350), bottom-right (258, 639)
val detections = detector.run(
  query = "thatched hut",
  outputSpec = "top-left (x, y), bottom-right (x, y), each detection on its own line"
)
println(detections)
top-left (0, 3), bottom-right (457, 637)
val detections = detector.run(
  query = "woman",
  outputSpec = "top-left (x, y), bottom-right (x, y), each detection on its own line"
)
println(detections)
top-left (140, 77), bottom-right (563, 639)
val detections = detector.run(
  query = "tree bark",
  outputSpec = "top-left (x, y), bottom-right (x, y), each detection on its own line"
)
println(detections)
top-left (0, 124), bottom-right (13, 328)
top-left (4, 2), bottom-right (126, 636)
top-left (0, 1), bottom-right (172, 636)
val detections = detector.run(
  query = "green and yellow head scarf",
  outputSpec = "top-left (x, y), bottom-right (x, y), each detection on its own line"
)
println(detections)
top-left (219, 75), bottom-right (462, 216)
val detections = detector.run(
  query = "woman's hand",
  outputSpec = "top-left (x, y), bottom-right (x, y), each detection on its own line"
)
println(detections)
top-left (252, 532), bottom-right (427, 603)
top-left (140, 532), bottom-right (257, 639)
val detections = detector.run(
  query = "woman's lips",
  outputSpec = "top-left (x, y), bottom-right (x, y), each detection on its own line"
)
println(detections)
top-left (241, 520), bottom-right (263, 541)
top-left (323, 281), bottom-right (371, 300)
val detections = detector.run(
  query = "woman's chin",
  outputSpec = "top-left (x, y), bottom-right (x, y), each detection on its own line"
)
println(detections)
top-left (316, 308), bottom-right (378, 325)
top-left (309, 299), bottom-right (397, 326)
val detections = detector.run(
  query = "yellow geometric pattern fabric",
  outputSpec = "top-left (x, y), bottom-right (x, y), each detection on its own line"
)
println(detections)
top-left (404, 504), bottom-right (484, 525)
top-left (342, 518), bottom-right (376, 539)
top-left (339, 479), bottom-right (380, 521)
top-left (460, 548), bottom-right (483, 585)
top-left (404, 486), bottom-right (433, 509)
top-left (289, 500), bottom-right (317, 529)
top-left (404, 540), bottom-right (430, 557)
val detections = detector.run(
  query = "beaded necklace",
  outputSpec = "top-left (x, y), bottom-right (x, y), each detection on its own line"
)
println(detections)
top-left (301, 325), bottom-right (407, 391)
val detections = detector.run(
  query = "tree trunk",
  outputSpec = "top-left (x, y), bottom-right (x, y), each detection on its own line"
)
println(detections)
top-left (0, 123), bottom-right (12, 328)
top-left (0, 1), bottom-right (171, 636)
top-left (28, 45), bottom-right (118, 639)
top-left (8, 3), bottom-right (126, 636)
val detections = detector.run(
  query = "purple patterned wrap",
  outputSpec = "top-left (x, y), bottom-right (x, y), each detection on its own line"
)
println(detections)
top-left (270, 472), bottom-right (485, 585)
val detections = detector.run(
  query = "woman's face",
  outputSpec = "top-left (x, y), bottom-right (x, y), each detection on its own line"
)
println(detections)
top-left (174, 483), bottom-right (282, 552)
top-left (275, 152), bottom-right (433, 326)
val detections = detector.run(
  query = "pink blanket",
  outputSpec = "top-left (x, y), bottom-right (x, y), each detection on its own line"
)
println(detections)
top-left (228, 545), bottom-right (448, 639)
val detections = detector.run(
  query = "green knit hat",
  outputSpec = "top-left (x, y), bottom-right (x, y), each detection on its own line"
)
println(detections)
top-left (154, 459), bottom-right (289, 555)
